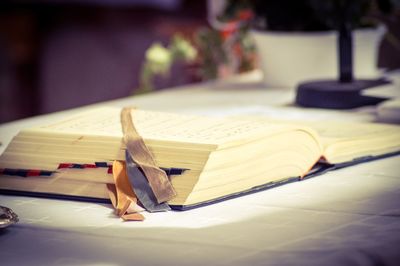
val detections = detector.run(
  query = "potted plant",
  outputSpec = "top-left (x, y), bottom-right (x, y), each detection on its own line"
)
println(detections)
top-left (250, 0), bottom-right (397, 88)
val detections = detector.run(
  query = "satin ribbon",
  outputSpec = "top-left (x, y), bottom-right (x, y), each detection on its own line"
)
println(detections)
top-left (107, 161), bottom-right (145, 221)
top-left (120, 107), bottom-right (176, 203)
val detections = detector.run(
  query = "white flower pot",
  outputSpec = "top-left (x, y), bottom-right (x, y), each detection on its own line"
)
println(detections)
top-left (252, 27), bottom-right (385, 88)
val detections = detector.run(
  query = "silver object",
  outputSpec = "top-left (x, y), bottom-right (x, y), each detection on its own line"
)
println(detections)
top-left (0, 206), bottom-right (19, 228)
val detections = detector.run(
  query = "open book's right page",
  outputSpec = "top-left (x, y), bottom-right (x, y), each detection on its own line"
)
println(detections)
top-left (223, 106), bottom-right (400, 165)
top-left (287, 121), bottom-right (400, 164)
top-left (214, 105), bottom-right (400, 165)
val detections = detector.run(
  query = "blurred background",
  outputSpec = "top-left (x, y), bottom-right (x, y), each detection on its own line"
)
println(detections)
top-left (0, 0), bottom-right (399, 123)
top-left (0, 0), bottom-right (207, 123)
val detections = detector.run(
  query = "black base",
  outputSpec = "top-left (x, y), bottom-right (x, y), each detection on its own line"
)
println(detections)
top-left (295, 78), bottom-right (390, 109)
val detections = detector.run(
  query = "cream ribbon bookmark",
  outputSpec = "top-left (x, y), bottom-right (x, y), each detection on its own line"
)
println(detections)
top-left (120, 107), bottom-right (176, 203)
top-left (107, 161), bottom-right (145, 221)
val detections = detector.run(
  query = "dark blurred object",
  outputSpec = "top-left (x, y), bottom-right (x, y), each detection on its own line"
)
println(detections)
top-left (0, 0), bottom-right (206, 123)
top-left (0, 8), bottom-right (39, 123)
top-left (251, 0), bottom-right (399, 109)
top-left (373, 2), bottom-right (400, 70)
top-left (295, 0), bottom-right (395, 109)
top-left (296, 79), bottom-right (390, 109)
top-left (252, 0), bottom-right (373, 31)
top-left (252, 0), bottom-right (400, 70)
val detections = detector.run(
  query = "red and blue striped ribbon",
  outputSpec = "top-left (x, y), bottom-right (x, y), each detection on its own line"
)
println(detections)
top-left (0, 162), bottom-right (187, 178)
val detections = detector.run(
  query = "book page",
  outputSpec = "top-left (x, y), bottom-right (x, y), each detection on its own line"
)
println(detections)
top-left (26, 107), bottom-right (295, 146)
top-left (225, 112), bottom-right (399, 150)
top-left (302, 121), bottom-right (400, 147)
top-left (222, 111), bottom-right (400, 163)
top-left (299, 121), bottom-right (400, 163)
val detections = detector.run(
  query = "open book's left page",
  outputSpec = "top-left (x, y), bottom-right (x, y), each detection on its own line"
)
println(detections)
top-left (23, 107), bottom-right (309, 148)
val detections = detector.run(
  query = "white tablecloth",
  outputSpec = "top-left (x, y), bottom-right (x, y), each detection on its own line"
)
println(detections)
top-left (1, 73), bottom-right (399, 265)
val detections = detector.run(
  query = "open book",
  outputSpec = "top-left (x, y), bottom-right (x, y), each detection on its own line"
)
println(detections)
top-left (0, 107), bottom-right (399, 209)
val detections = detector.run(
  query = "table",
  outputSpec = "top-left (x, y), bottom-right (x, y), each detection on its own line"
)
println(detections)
top-left (1, 72), bottom-right (399, 266)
